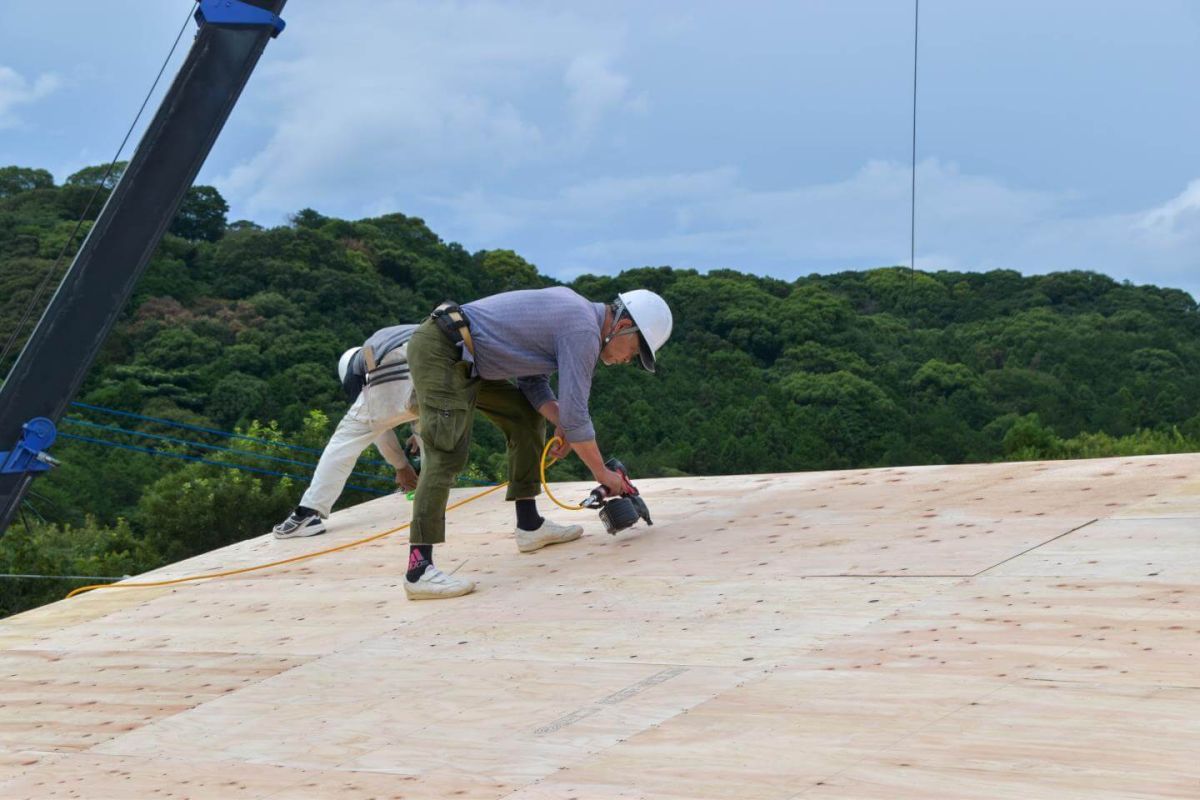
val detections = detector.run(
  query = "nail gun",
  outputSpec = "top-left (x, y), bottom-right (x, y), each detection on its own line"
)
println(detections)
top-left (580, 458), bottom-right (653, 535)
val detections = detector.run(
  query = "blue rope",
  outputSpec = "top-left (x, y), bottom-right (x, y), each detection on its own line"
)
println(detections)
top-left (69, 401), bottom-right (394, 468)
top-left (61, 417), bottom-right (394, 484)
top-left (58, 432), bottom-right (390, 496)
top-left (65, 403), bottom-right (497, 488)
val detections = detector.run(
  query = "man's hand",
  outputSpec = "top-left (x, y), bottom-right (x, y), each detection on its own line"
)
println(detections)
top-left (549, 427), bottom-right (572, 460)
top-left (596, 467), bottom-right (627, 498)
top-left (395, 464), bottom-right (419, 492)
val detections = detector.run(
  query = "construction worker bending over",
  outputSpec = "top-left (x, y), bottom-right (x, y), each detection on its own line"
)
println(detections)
top-left (403, 286), bottom-right (673, 600)
top-left (273, 325), bottom-right (421, 538)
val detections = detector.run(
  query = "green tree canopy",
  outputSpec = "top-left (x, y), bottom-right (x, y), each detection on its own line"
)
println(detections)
top-left (65, 161), bottom-right (127, 190)
top-left (170, 185), bottom-right (229, 242)
top-left (0, 165), bottom-right (54, 197)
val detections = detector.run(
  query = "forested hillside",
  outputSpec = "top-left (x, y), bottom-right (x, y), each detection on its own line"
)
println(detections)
top-left (3, 163), bottom-right (1199, 614)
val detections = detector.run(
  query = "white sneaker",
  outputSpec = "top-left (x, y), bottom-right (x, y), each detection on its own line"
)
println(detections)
top-left (404, 567), bottom-right (476, 600)
top-left (515, 518), bottom-right (584, 553)
top-left (273, 510), bottom-right (326, 539)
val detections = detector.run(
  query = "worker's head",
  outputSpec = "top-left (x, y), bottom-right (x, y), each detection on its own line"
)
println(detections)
top-left (337, 347), bottom-right (361, 384)
top-left (337, 346), bottom-right (363, 400)
top-left (600, 290), bottom-right (673, 372)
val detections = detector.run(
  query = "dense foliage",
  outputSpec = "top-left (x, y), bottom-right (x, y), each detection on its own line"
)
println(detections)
top-left (3, 164), bottom-right (1199, 615)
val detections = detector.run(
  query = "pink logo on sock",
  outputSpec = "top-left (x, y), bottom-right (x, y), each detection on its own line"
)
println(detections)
top-left (408, 548), bottom-right (426, 571)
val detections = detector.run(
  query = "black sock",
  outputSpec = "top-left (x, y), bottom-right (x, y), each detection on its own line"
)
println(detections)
top-left (406, 544), bottom-right (432, 582)
top-left (515, 499), bottom-right (543, 531)
top-left (296, 505), bottom-right (318, 518)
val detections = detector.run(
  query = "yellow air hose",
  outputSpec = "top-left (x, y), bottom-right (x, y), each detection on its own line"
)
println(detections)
top-left (65, 437), bottom-right (584, 599)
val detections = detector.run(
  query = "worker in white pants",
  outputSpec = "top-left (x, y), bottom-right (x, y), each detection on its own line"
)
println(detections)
top-left (273, 324), bottom-right (419, 538)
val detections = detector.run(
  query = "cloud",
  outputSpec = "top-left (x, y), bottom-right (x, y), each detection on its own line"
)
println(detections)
top-left (434, 159), bottom-right (1200, 298)
top-left (564, 53), bottom-right (637, 137)
top-left (437, 159), bottom-right (1052, 263)
top-left (1009, 179), bottom-right (1200, 295)
top-left (0, 65), bottom-right (59, 129)
top-left (1132, 178), bottom-right (1200, 249)
top-left (198, 2), bottom-right (1198, 298)
top-left (215, 1), bottom-right (637, 222)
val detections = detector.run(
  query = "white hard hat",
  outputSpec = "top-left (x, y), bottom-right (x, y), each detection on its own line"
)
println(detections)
top-left (337, 347), bottom-right (362, 383)
top-left (617, 289), bottom-right (673, 372)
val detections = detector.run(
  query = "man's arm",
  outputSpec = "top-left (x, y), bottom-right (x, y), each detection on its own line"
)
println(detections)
top-left (569, 439), bottom-right (626, 497)
top-left (537, 399), bottom-right (624, 496)
top-left (536, 399), bottom-right (570, 459)
top-left (375, 430), bottom-right (418, 491)
top-left (538, 399), bottom-right (560, 426)
top-left (541, 329), bottom-right (626, 492)
top-left (517, 375), bottom-right (555, 411)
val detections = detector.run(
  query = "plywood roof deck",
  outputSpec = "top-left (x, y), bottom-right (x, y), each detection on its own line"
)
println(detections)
top-left (1, 454), bottom-right (1198, 799)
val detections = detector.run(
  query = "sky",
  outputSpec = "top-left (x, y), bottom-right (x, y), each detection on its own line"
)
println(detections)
top-left (2, 0), bottom-right (1198, 297)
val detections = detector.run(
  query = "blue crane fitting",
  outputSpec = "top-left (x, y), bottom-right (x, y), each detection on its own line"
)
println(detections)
top-left (195, 0), bottom-right (286, 38)
top-left (0, 417), bottom-right (59, 475)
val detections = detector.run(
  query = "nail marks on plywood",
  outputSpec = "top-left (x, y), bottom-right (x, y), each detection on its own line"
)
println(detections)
top-left (1, 453), bottom-right (1197, 799)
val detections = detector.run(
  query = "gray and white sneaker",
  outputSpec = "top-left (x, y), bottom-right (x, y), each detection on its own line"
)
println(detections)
top-left (404, 566), bottom-right (476, 600)
top-left (515, 518), bottom-right (584, 553)
top-left (273, 510), bottom-right (326, 539)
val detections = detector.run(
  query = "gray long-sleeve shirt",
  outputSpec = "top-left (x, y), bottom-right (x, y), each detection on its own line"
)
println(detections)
top-left (462, 287), bottom-right (606, 442)
top-left (349, 324), bottom-right (418, 377)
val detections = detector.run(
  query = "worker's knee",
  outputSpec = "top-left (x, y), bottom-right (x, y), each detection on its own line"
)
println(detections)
top-left (524, 405), bottom-right (546, 436)
top-left (511, 410), bottom-right (545, 449)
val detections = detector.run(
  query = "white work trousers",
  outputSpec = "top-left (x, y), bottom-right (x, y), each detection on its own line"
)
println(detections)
top-left (299, 349), bottom-right (417, 518)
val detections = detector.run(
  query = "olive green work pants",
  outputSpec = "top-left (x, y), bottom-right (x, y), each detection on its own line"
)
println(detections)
top-left (406, 318), bottom-right (546, 545)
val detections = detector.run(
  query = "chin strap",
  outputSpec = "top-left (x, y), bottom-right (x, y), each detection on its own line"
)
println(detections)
top-left (601, 299), bottom-right (640, 351)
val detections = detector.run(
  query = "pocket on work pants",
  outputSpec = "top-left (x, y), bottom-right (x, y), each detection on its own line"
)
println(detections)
top-left (424, 404), bottom-right (471, 453)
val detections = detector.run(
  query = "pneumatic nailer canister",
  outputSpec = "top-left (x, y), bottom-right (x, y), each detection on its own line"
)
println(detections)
top-left (580, 458), bottom-right (653, 534)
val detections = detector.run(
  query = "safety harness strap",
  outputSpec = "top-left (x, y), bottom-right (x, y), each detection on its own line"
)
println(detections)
top-left (431, 301), bottom-right (476, 356)
top-left (365, 363), bottom-right (411, 388)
